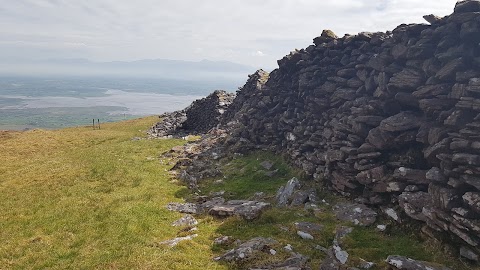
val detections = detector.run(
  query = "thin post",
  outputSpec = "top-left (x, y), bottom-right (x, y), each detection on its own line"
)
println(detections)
top-left (93, 119), bottom-right (95, 130)
top-left (97, 119), bottom-right (100, 130)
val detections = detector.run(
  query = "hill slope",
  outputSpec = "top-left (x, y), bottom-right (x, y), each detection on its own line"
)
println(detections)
top-left (0, 118), bottom-right (225, 269)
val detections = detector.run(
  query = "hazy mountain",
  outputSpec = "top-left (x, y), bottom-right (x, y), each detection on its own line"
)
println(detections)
top-left (0, 58), bottom-right (256, 81)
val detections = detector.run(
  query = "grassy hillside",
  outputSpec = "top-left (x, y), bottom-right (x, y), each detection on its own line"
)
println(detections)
top-left (0, 117), bottom-right (471, 269)
top-left (0, 117), bottom-right (226, 269)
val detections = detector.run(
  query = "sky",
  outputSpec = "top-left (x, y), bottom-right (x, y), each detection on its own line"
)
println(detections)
top-left (0, 0), bottom-right (457, 70)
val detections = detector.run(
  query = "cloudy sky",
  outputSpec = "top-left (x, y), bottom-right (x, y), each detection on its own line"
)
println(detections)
top-left (0, 0), bottom-right (456, 69)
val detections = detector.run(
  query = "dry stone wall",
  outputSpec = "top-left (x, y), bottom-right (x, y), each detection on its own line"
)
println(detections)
top-left (149, 90), bottom-right (234, 137)
top-left (222, 0), bottom-right (480, 252)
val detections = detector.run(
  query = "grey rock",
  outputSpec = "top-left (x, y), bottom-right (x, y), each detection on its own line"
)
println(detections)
top-left (460, 246), bottom-right (479, 261)
top-left (290, 190), bottom-right (310, 206)
top-left (172, 214), bottom-right (198, 227)
top-left (215, 237), bottom-right (278, 262)
top-left (386, 255), bottom-right (452, 270)
top-left (463, 192), bottom-right (480, 213)
top-left (423, 14), bottom-right (442, 24)
top-left (436, 58), bottom-right (465, 81)
top-left (333, 245), bottom-right (348, 264)
top-left (297, 231), bottom-right (314, 240)
top-left (157, 234), bottom-right (198, 247)
top-left (429, 184), bottom-right (461, 210)
top-left (379, 112), bottom-right (421, 133)
top-left (166, 202), bottom-right (200, 214)
top-left (214, 236), bottom-right (234, 246)
top-left (209, 200), bottom-right (271, 220)
top-left (393, 167), bottom-right (429, 184)
top-left (276, 177), bottom-right (301, 207)
top-left (333, 203), bottom-right (377, 226)
top-left (398, 192), bottom-right (432, 221)
top-left (319, 248), bottom-right (342, 270)
top-left (455, 0), bottom-right (480, 13)
top-left (426, 167), bottom-right (447, 183)
top-left (388, 68), bottom-right (425, 91)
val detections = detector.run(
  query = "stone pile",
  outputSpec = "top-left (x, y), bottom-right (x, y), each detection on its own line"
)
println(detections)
top-left (219, 0), bottom-right (480, 258)
top-left (181, 90), bottom-right (235, 133)
top-left (148, 90), bottom-right (234, 137)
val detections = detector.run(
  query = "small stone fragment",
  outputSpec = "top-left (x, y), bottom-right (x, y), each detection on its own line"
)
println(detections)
top-left (157, 234), bottom-right (198, 247)
top-left (333, 245), bottom-right (349, 264)
top-left (172, 214), bottom-right (198, 227)
top-left (376, 224), bottom-right (387, 232)
top-left (297, 231), bottom-right (314, 240)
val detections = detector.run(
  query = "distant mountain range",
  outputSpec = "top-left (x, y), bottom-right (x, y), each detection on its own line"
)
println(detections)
top-left (0, 58), bottom-right (256, 81)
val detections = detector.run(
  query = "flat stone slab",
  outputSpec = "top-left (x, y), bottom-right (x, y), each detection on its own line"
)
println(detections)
top-left (157, 234), bottom-right (198, 247)
top-left (386, 255), bottom-right (452, 270)
top-left (209, 200), bottom-right (271, 220)
top-left (166, 202), bottom-right (200, 214)
top-left (379, 112), bottom-right (421, 132)
top-left (333, 203), bottom-right (377, 226)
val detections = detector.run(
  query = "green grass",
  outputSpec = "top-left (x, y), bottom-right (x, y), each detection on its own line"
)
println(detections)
top-left (197, 151), bottom-right (304, 200)
top-left (0, 118), bottom-right (474, 270)
top-left (0, 117), bottom-right (227, 270)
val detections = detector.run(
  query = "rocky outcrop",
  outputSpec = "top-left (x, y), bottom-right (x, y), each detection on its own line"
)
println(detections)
top-left (149, 90), bottom-right (234, 137)
top-left (217, 0), bottom-right (480, 257)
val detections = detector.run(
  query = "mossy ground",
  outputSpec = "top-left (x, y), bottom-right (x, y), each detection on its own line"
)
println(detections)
top-left (0, 118), bottom-right (474, 269)
top-left (201, 151), bottom-right (472, 270)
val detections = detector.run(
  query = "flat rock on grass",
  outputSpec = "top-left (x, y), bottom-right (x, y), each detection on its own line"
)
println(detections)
top-left (214, 237), bottom-right (278, 262)
top-left (386, 255), bottom-right (452, 270)
top-left (156, 234), bottom-right (198, 247)
top-left (166, 202), bottom-right (201, 214)
top-left (209, 200), bottom-right (270, 220)
top-left (172, 214), bottom-right (198, 227)
top-left (333, 202), bottom-right (377, 226)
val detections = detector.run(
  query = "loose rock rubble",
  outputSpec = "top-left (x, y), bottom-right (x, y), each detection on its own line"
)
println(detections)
top-left (167, 199), bottom-right (270, 221)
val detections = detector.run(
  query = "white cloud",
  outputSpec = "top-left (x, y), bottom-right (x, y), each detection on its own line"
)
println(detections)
top-left (254, 51), bottom-right (265, 57)
top-left (0, 0), bottom-right (458, 69)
